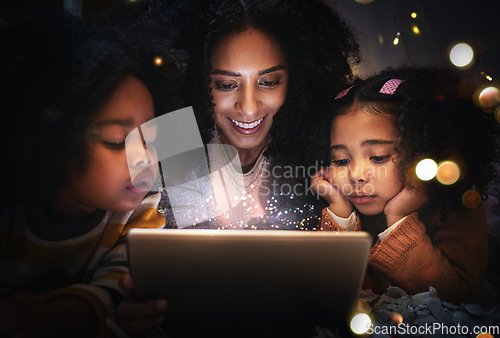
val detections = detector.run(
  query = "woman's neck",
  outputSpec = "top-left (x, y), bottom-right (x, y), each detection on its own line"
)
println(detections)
top-left (237, 146), bottom-right (265, 173)
top-left (217, 129), bottom-right (268, 174)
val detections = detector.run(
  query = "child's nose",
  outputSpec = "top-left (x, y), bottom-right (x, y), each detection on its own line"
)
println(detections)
top-left (126, 130), bottom-right (153, 169)
top-left (350, 161), bottom-right (369, 183)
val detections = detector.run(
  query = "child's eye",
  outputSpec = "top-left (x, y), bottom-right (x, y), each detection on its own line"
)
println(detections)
top-left (332, 159), bottom-right (350, 166)
top-left (103, 141), bottom-right (125, 150)
top-left (370, 155), bottom-right (391, 164)
top-left (215, 81), bottom-right (238, 92)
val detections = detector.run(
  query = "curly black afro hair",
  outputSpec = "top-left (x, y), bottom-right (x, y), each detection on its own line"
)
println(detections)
top-left (141, 0), bottom-right (360, 173)
top-left (0, 2), bottom-right (186, 207)
top-left (331, 65), bottom-right (499, 210)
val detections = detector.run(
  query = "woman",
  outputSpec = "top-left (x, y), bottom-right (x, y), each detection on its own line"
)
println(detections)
top-left (112, 0), bottom-right (360, 335)
top-left (157, 0), bottom-right (361, 230)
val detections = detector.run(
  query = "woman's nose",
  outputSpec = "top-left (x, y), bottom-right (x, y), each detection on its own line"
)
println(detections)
top-left (235, 85), bottom-right (261, 116)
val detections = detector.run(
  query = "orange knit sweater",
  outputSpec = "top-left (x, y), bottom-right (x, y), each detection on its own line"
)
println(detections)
top-left (319, 204), bottom-right (488, 304)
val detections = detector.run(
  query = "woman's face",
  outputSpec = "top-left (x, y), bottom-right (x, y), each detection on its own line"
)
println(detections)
top-left (209, 28), bottom-right (288, 153)
top-left (329, 106), bottom-right (404, 215)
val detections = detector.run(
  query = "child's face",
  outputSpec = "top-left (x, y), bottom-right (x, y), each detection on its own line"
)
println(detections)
top-left (58, 76), bottom-right (158, 217)
top-left (329, 106), bottom-right (404, 215)
top-left (209, 28), bottom-right (288, 153)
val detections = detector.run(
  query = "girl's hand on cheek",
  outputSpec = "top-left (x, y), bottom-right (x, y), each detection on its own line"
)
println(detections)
top-left (310, 168), bottom-right (353, 217)
top-left (384, 185), bottom-right (428, 226)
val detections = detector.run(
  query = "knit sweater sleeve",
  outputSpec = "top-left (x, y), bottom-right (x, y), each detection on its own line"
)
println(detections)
top-left (369, 206), bottom-right (487, 304)
top-left (319, 207), bottom-right (362, 232)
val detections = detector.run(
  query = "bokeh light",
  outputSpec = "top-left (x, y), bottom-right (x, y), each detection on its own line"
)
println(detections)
top-left (390, 312), bottom-right (403, 324)
top-left (415, 159), bottom-right (438, 181)
top-left (412, 25), bottom-right (420, 34)
top-left (154, 57), bottom-right (163, 66)
top-left (411, 12), bottom-right (417, 19)
top-left (462, 189), bottom-right (481, 209)
top-left (378, 34), bottom-right (384, 45)
top-left (449, 43), bottom-right (474, 68)
top-left (476, 334), bottom-right (494, 338)
top-left (436, 161), bottom-right (460, 185)
top-left (478, 86), bottom-right (500, 113)
top-left (350, 313), bottom-right (371, 334)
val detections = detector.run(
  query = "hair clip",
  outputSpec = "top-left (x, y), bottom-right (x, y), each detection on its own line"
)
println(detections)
top-left (334, 85), bottom-right (355, 99)
top-left (379, 79), bottom-right (404, 95)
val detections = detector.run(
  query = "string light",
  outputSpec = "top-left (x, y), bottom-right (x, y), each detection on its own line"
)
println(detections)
top-left (481, 72), bottom-right (493, 81)
top-left (411, 12), bottom-right (417, 19)
top-left (393, 32), bottom-right (401, 45)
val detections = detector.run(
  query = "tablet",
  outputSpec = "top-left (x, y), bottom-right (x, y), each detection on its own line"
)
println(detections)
top-left (127, 229), bottom-right (371, 329)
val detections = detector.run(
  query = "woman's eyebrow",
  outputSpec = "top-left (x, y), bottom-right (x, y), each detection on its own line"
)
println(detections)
top-left (210, 69), bottom-right (240, 76)
top-left (259, 65), bottom-right (286, 75)
top-left (210, 65), bottom-right (286, 77)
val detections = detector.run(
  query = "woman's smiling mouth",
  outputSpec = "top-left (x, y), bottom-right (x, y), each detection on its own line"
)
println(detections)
top-left (228, 116), bottom-right (266, 134)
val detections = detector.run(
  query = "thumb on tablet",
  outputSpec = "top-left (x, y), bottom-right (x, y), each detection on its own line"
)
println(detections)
top-left (119, 274), bottom-right (135, 293)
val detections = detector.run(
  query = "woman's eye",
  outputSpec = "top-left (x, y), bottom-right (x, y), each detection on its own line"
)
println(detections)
top-left (258, 80), bottom-right (281, 89)
top-left (332, 159), bottom-right (350, 166)
top-left (215, 81), bottom-right (238, 91)
top-left (370, 155), bottom-right (391, 164)
top-left (103, 141), bottom-right (125, 150)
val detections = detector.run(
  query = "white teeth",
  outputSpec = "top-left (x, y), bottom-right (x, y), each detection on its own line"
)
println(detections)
top-left (230, 117), bottom-right (264, 129)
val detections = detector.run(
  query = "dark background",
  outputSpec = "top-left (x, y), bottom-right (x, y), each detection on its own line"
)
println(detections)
top-left (2, 0), bottom-right (497, 85)
top-left (334, 0), bottom-right (499, 84)
top-left (1, 0), bottom-right (499, 308)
